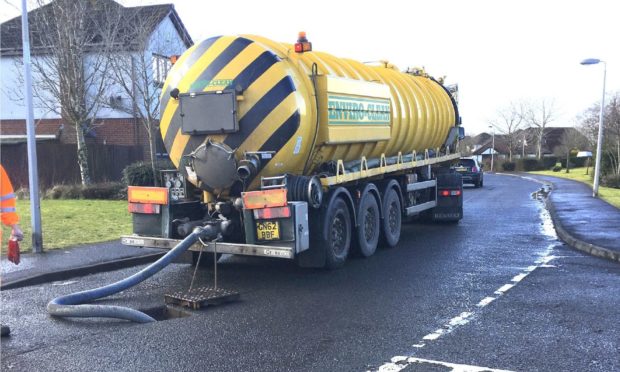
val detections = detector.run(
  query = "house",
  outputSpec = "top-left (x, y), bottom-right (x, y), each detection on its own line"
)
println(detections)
top-left (472, 127), bottom-right (589, 162)
top-left (0, 0), bottom-right (193, 186)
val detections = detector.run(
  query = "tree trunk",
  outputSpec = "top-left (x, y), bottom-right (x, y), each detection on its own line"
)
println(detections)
top-left (76, 125), bottom-right (91, 185)
top-left (616, 141), bottom-right (620, 175)
top-left (148, 125), bottom-right (159, 186)
top-left (565, 150), bottom-right (570, 173)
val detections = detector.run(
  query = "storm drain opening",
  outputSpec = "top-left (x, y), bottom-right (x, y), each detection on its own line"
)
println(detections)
top-left (139, 305), bottom-right (192, 321)
top-left (532, 185), bottom-right (551, 201)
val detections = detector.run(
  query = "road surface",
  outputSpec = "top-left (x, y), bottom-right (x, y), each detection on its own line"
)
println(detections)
top-left (1, 174), bottom-right (618, 371)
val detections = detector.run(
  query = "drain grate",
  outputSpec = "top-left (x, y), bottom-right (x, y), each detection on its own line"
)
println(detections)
top-left (164, 286), bottom-right (240, 310)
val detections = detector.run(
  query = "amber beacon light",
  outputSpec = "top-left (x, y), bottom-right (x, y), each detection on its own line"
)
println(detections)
top-left (294, 31), bottom-right (312, 53)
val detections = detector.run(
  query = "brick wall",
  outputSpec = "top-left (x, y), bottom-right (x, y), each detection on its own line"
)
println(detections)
top-left (1, 117), bottom-right (165, 160)
top-left (0, 118), bottom-right (64, 136)
top-left (1, 118), bottom-right (154, 146)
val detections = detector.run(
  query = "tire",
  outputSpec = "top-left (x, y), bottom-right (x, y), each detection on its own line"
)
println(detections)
top-left (479, 178), bottom-right (484, 187)
top-left (380, 187), bottom-right (402, 248)
top-left (192, 251), bottom-right (222, 268)
top-left (323, 197), bottom-right (352, 269)
top-left (354, 191), bottom-right (380, 257)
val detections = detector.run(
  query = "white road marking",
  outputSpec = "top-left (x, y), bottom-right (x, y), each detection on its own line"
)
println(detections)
top-left (371, 205), bottom-right (560, 372)
top-left (494, 283), bottom-right (515, 294)
top-left (476, 296), bottom-right (495, 307)
top-left (378, 357), bottom-right (514, 372)
top-left (525, 265), bottom-right (538, 272)
top-left (51, 280), bottom-right (78, 286)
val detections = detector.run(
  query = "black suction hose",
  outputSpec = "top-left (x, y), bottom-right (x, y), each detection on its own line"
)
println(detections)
top-left (47, 226), bottom-right (213, 323)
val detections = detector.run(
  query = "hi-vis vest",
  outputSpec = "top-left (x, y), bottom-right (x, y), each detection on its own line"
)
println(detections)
top-left (1, 165), bottom-right (18, 226)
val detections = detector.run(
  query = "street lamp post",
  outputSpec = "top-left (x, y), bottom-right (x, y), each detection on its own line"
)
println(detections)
top-left (488, 125), bottom-right (495, 172)
top-left (580, 58), bottom-right (606, 198)
top-left (21, 0), bottom-right (43, 252)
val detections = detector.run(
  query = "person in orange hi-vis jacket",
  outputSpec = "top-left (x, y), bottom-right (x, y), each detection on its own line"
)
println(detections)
top-left (1, 164), bottom-right (24, 337)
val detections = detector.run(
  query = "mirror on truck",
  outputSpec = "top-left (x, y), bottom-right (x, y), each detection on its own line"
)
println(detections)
top-left (458, 127), bottom-right (465, 140)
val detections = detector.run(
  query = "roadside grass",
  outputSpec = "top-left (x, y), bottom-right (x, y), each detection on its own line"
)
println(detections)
top-left (529, 167), bottom-right (620, 209)
top-left (1, 199), bottom-right (131, 253)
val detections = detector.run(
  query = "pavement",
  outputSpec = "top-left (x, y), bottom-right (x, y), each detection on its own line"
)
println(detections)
top-left (1, 241), bottom-right (165, 290)
top-left (525, 173), bottom-right (620, 263)
top-left (1, 173), bottom-right (618, 290)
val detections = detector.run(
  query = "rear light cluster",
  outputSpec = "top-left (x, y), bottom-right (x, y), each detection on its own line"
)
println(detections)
top-left (440, 189), bottom-right (462, 197)
top-left (472, 166), bottom-right (478, 172)
top-left (253, 206), bottom-right (291, 219)
top-left (128, 202), bottom-right (161, 214)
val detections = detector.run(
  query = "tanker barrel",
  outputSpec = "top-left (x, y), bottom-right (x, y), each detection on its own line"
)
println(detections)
top-left (159, 35), bottom-right (459, 193)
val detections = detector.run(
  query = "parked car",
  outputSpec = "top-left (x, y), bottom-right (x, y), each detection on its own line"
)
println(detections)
top-left (454, 157), bottom-right (484, 188)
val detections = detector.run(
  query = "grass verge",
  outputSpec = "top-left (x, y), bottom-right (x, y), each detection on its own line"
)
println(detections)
top-left (2, 200), bottom-right (131, 253)
top-left (529, 167), bottom-right (620, 209)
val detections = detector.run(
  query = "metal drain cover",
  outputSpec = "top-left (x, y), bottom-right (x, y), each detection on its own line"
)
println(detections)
top-left (164, 287), bottom-right (240, 309)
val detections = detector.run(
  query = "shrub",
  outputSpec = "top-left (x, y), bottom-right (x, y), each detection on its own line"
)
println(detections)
top-left (122, 161), bottom-right (155, 186)
top-left (81, 182), bottom-right (125, 200)
top-left (520, 158), bottom-right (544, 171)
top-left (602, 174), bottom-right (620, 189)
top-left (560, 157), bottom-right (586, 168)
top-left (541, 156), bottom-right (558, 169)
top-left (44, 183), bottom-right (126, 199)
top-left (502, 162), bottom-right (516, 171)
top-left (122, 159), bottom-right (175, 186)
top-left (45, 184), bottom-right (82, 199)
top-left (15, 187), bottom-right (30, 200)
top-left (552, 165), bottom-right (562, 172)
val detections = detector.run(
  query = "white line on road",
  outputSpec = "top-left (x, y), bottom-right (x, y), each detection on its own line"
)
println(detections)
top-left (494, 283), bottom-right (515, 294)
top-left (371, 206), bottom-right (560, 372)
top-left (378, 357), bottom-right (514, 372)
top-left (51, 280), bottom-right (79, 286)
top-left (476, 296), bottom-right (495, 307)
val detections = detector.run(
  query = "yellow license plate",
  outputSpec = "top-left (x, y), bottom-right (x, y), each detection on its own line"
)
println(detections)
top-left (256, 221), bottom-right (280, 240)
top-left (455, 167), bottom-right (467, 172)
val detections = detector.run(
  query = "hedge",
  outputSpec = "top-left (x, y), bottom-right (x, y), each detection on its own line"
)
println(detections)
top-left (122, 159), bottom-right (175, 186)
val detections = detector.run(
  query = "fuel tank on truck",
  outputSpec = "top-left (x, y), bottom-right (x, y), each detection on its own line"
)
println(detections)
top-left (159, 34), bottom-right (459, 196)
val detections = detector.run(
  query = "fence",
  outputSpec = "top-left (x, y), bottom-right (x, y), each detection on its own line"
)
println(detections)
top-left (1, 142), bottom-right (144, 189)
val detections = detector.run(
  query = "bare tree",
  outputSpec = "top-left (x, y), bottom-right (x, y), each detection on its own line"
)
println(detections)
top-left (489, 101), bottom-right (524, 161)
top-left (104, 7), bottom-right (182, 185)
top-left (604, 93), bottom-right (620, 176)
top-left (524, 99), bottom-right (556, 159)
top-left (579, 92), bottom-right (620, 177)
top-left (516, 129), bottom-right (535, 158)
top-left (553, 127), bottom-right (587, 173)
top-left (12, 0), bottom-right (121, 185)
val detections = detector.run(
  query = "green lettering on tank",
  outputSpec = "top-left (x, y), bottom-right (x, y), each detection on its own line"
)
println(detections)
top-left (190, 79), bottom-right (234, 90)
top-left (327, 95), bottom-right (391, 125)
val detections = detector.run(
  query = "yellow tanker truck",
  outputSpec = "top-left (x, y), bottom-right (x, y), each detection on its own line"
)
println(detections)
top-left (122, 33), bottom-right (464, 269)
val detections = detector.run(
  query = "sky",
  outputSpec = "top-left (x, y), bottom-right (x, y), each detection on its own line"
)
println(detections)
top-left (2, 0), bottom-right (619, 135)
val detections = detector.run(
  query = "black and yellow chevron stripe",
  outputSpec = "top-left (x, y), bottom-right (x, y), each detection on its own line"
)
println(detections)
top-left (159, 36), bottom-right (301, 186)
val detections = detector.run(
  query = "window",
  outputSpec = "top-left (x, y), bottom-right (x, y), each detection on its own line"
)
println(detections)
top-left (152, 53), bottom-right (171, 88)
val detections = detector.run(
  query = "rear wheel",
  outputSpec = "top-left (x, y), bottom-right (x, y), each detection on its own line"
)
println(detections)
top-left (355, 192), bottom-right (380, 257)
top-left (324, 197), bottom-right (352, 269)
top-left (380, 187), bottom-right (402, 248)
